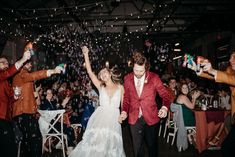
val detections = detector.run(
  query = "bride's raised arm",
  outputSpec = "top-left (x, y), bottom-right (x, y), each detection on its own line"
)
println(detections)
top-left (82, 46), bottom-right (101, 90)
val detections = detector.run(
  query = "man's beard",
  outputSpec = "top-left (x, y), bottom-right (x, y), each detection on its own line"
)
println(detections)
top-left (134, 74), bottom-right (145, 79)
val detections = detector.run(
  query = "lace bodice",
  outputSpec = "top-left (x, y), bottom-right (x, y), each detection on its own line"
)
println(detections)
top-left (99, 86), bottom-right (121, 109)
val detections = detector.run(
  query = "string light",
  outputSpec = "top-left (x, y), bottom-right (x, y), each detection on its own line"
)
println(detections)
top-left (0, 0), bottom-right (174, 70)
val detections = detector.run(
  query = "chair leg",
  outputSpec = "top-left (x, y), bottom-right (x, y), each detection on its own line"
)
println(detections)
top-left (178, 146), bottom-right (182, 152)
top-left (163, 122), bottom-right (168, 138)
top-left (158, 121), bottom-right (162, 136)
top-left (171, 133), bottom-right (176, 145)
top-left (64, 135), bottom-right (70, 156)
top-left (61, 139), bottom-right (66, 157)
top-left (17, 141), bottom-right (21, 157)
top-left (48, 138), bottom-right (52, 153)
top-left (167, 134), bottom-right (170, 143)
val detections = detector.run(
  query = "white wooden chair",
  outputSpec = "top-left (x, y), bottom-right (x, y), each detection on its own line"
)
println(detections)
top-left (17, 141), bottom-right (21, 157)
top-left (38, 109), bottom-right (68, 157)
top-left (163, 110), bottom-right (174, 138)
top-left (71, 123), bottom-right (82, 143)
top-left (166, 120), bottom-right (178, 145)
top-left (161, 107), bottom-right (178, 145)
top-left (170, 103), bottom-right (196, 152)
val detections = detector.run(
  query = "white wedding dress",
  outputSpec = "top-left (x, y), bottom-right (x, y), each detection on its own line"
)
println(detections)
top-left (69, 86), bottom-right (126, 157)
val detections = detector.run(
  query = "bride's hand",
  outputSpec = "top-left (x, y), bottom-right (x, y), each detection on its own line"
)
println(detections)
top-left (82, 46), bottom-right (89, 56)
top-left (118, 111), bottom-right (127, 124)
top-left (118, 116), bottom-right (123, 124)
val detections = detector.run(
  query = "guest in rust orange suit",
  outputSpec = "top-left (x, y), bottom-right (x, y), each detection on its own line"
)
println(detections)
top-left (185, 49), bottom-right (235, 157)
top-left (12, 42), bottom-right (64, 157)
top-left (199, 50), bottom-right (235, 157)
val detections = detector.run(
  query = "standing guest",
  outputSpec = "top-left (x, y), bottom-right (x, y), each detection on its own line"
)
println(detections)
top-left (185, 49), bottom-right (235, 157)
top-left (12, 42), bottom-right (63, 157)
top-left (0, 49), bottom-right (31, 157)
top-left (186, 50), bottom-right (235, 119)
top-left (119, 51), bottom-right (171, 157)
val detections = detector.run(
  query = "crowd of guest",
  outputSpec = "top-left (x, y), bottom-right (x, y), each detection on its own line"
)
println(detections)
top-left (1, 40), bottom-right (234, 157)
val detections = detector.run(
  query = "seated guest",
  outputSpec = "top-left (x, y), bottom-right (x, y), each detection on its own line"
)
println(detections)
top-left (175, 83), bottom-right (200, 126)
top-left (175, 83), bottom-right (200, 145)
top-left (166, 77), bottom-right (178, 103)
top-left (40, 89), bottom-right (58, 110)
top-left (80, 96), bottom-right (95, 131)
top-left (218, 87), bottom-right (231, 110)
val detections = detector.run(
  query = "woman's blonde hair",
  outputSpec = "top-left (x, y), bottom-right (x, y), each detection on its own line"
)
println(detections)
top-left (98, 65), bottom-right (122, 87)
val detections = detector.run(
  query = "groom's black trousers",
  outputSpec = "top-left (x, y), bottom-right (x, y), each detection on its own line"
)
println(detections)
top-left (130, 117), bottom-right (159, 157)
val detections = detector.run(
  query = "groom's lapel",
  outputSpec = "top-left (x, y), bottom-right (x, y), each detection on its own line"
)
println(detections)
top-left (130, 74), bottom-right (139, 97)
top-left (140, 72), bottom-right (149, 98)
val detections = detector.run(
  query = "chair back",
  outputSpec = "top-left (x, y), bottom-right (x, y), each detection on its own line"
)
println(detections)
top-left (38, 109), bottom-right (67, 157)
top-left (170, 103), bottom-right (188, 151)
top-left (38, 109), bottom-right (65, 135)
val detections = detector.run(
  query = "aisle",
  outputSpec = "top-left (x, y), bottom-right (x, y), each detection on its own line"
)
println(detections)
top-left (122, 123), bottom-right (223, 157)
top-left (42, 122), bottom-right (223, 157)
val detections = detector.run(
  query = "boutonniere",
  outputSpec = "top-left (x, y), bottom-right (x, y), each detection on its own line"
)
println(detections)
top-left (144, 73), bottom-right (149, 84)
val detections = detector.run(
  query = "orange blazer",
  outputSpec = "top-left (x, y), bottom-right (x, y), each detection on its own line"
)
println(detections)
top-left (12, 68), bottom-right (48, 118)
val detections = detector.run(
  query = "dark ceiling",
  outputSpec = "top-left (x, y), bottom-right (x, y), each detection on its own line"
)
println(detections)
top-left (0, 0), bottom-right (235, 43)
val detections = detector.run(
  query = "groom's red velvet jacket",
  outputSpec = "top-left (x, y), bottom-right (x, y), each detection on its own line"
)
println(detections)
top-left (122, 71), bottom-right (171, 125)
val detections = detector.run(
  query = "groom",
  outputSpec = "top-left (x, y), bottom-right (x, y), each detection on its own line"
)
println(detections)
top-left (119, 51), bottom-right (171, 157)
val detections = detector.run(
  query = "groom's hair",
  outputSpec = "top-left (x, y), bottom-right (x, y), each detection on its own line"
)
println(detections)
top-left (132, 51), bottom-right (150, 70)
top-left (230, 48), bottom-right (235, 55)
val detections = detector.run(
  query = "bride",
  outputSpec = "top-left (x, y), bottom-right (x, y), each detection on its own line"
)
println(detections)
top-left (68, 46), bottom-right (126, 157)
